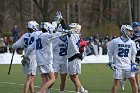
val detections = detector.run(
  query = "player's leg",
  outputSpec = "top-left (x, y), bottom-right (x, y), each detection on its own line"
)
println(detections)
top-left (111, 79), bottom-right (120, 93)
top-left (40, 74), bottom-right (48, 93)
top-left (29, 59), bottom-right (37, 93)
top-left (68, 59), bottom-right (87, 93)
top-left (38, 65), bottom-right (49, 93)
top-left (135, 73), bottom-right (139, 85)
top-left (24, 74), bottom-right (35, 93)
top-left (59, 63), bottom-right (68, 93)
top-left (60, 73), bottom-right (67, 93)
top-left (38, 65), bottom-right (55, 93)
top-left (125, 69), bottom-right (138, 93)
top-left (29, 80), bottom-right (35, 93)
top-left (46, 62), bottom-right (60, 93)
top-left (46, 72), bottom-right (58, 93)
top-left (22, 62), bottom-right (36, 93)
top-left (129, 77), bottom-right (138, 93)
top-left (112, 69), bottom-right (124, 93)
top-left (69, 74), bottom-right (81, 92)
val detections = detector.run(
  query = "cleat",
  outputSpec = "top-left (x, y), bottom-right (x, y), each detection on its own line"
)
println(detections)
top-left (138, 85), bottom-right (140, 91)
top-left (80, 86), bottom-right (88, 93)
top-left (46, 88), bottom-right (50, 93)
top-left (120, 80), bottom-right (125, 91)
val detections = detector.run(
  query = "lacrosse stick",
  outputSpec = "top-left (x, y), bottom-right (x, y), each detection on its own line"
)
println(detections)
top-left (8, 50), bottom-right (15, 74)
top-left (48, 32), bottom-right (68, 41)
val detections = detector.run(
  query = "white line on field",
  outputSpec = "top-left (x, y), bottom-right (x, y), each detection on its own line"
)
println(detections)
top-left (0, 81), bottom-right (75, 93)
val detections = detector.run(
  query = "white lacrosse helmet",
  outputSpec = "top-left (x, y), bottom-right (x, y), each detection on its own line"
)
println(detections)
top-left (69, 23), bottom-right (78, 33)
top-left (26, 21), bottom-right (39, 31)
top-left (69, 23), bottom-right (77, 28)
top-left (40, 22), bottom-right (53, 33)
top-left (75, 24), bottom-right (81, 34)
top-left (69, 23), bottom-right (82, 34)
top-left (121, 25), bottom-right (133, 37)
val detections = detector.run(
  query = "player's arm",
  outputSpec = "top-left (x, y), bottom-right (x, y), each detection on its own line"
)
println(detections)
top-left (131, 41), bottom-right (137, 63)
top-left (12, 35), bottom-right (25, 49)
top-left (107, 40), bottom-right (115, 62)
top-left (107, 40), bottom-right (116, 70)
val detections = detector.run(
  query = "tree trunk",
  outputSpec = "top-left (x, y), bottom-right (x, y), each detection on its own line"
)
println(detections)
top-left (137, 0), bottom-right (140, 21)
top-left (66, 2), bottom-right (70, 24)
top-left (128, 0), bottom-right (132, 24)
top-left (98, 0), bottom-right (103, 25)
top-left (19, 0), bottom-right (24, 24)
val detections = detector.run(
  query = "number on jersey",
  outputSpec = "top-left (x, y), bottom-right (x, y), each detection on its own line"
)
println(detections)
top-left (36, 38), bottom-right (43, 50)
top-left (118, 48), bottom-right (129, 57)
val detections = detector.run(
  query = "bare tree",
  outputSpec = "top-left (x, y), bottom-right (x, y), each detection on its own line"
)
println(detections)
top-left (98, 0), bottom-right (103, 25)
top-left (33, 0), bottom-right (50, 21)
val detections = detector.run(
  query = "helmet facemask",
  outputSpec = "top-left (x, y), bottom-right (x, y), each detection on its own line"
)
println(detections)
top-left (121, 25), bottom-right (134, 39)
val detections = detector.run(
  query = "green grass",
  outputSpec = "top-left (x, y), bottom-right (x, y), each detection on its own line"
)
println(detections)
top-left (0, 64), bottom-right (136, 93)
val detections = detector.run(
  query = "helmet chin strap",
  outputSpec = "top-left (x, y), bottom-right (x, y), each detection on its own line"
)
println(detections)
top-left (122, 30), bottom-right (130, 39)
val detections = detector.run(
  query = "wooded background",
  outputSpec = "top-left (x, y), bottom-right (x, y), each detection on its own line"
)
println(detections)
top-left (0, 0), bottom-right (140, 38)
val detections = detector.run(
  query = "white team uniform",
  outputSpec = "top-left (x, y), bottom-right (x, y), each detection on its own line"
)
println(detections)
top-left (12, 32), bottom-right (37, 75)
top-left (107, 36), bottom-right (137, 79)
top-left (52, 32), bottom-right (69, 74)
top-left (68, 33), bottom-right (81, 75)
top-left (26, 31), bottom-right (62, 74)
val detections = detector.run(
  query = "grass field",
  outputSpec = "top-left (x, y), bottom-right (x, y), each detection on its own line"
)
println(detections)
top-left (0, 64), bottom-right (136, 93)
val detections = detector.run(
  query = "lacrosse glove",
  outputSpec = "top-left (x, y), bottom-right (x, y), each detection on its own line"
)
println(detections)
top-left (21, 55), bottom-right (30, 66)
top-left (54, 11), bottom-right (63, 24)
top-left (107, 62), bottom-right (116, 70)
top-left (131, 62), bottom-right (139, 72)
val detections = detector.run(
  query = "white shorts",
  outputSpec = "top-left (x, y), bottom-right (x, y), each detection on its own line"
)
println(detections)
top-left (68, 59), bottom-right (81, 75)
top-left (113, 69), bottom-right (135, 79)
top-left (22, 58), bottom-right (37, 75)
top-left (38, 64), bottom-right (54, 74)
top-left (53, 62), bottom-right (68, 74)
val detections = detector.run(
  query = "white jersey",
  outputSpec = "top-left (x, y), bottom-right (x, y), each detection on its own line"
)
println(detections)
top-left (52, 32), bottom-right (69, 64)
top-left (27, 32), bottom-right (62, 66)
top-left (107, 36), bottom-right (137, 69)
top-left (68, 34), bottom-right (80, 58)
top-left (12, 32), bottom-right (35, 58)
top-left (12, 32), bottom-right (37, 75)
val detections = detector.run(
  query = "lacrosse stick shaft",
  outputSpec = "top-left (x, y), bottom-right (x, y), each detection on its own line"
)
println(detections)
top-left (8, 50), bottom-right (15, 74)
top-left (48, 33), bottom-right (67, 41)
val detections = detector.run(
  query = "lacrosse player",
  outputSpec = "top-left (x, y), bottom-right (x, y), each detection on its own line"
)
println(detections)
top-left (48, 25), bottom-right (69, 93)
top-left (46, 12), bottom-right (71, 93)
top-left (12, 21), bottom-right (39, 93)
top-left (67, 23), bottom-right (88, 93)
top-left (26, 12), bottom-right (68, 93)
top-left (26, 22), bottom-right (55, 93)
top-left (119, 22), bottom-right (140, 91)
top-left (132, 22), bottom-right (140, 90)
top-left (107, 25), bottom-right (138, 93)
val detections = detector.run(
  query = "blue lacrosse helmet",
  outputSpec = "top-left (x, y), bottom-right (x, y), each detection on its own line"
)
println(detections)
top-left (132, 22), bottom-right (140, 27)
top-left (132, 22), bottom-right (140, 35)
